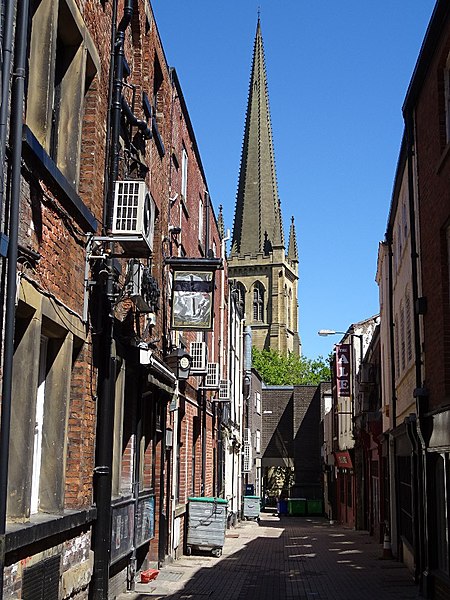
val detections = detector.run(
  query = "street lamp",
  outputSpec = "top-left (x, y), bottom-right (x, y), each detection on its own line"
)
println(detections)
top-left (317, 329), bottom-right (363, 363)
top-left (318, 329), bottom-right (345, 336)
top-left (318, 328), bottom-right (365, 426)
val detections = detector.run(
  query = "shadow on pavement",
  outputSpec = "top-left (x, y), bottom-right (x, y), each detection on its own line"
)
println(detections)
top-left (130, 517), bottom-right (419, 600)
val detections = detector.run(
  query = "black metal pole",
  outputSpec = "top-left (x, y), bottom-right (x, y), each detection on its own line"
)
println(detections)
top-left (405, 116), bottom-right (427, 591)
top-left (0, 0), bottom-right (29, 596)
top-left (91, 1), bottom-right (132, 598)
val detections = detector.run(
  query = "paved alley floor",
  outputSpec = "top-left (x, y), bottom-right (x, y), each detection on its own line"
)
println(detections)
top-left (119, 513), bottom-right (420, 600)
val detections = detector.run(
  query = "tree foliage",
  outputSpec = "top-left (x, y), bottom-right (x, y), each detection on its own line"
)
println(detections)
top-left (252, 347), bottom-right (331, 386)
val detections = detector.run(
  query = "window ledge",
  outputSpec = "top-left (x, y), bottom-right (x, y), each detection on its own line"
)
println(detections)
top-left (6, 507), bottom-right (97, 555)
top-left (22, 125), bottom-right (97, 233)
top-left (175, 503), bottom-right (187, 517)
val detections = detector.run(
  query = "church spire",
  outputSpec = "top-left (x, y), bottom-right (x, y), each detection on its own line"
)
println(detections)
top-left (288, 216), bottom-right (298, 262)
top-left (231, 19), bottom-right (284, 257)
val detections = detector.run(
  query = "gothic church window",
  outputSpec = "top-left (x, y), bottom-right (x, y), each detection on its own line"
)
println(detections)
top-left (235, 282), bottom-right (246, 311)
top-left (253, 282), bottom-right (264, 322)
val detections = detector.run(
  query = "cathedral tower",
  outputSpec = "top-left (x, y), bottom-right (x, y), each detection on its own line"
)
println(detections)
top-left (229, 18), bottom-right (301, 356)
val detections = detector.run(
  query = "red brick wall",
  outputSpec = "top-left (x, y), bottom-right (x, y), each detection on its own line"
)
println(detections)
top-left (414, 21), bottom-right (450, 407)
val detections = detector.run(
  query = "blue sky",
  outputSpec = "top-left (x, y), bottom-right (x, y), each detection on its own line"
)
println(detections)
top-left (152, 1), bottom-right (436, 359)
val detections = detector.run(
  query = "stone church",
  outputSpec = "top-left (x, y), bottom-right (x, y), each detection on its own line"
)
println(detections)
top-left (228, 18), bottom-right (301, 356)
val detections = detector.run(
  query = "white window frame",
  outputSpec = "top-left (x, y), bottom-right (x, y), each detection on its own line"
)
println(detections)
top-left (255, 390), bottom-right (261, 415)
top-left (31, 336), bottom-right (49, 514)
top-left (181, 146), bottom-right (188, 200)
top-left (198, 195), bottom-right (204, 244)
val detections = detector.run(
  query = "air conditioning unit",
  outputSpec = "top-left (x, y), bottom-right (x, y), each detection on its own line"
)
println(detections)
top-left (205, 363), bottom-right (219, 389)
top-left (112, 180), bottom-right (156, 256)
top-left (126, 260), bottom-right (153, 312)
top-left (359, 363), bottom-right (375, 385)
top-left (190, 342), bottom-right (207, 373)
top-left (219, 379), bottom-right (231, 400)
top-left (243, 443), bottom-right (252, 473)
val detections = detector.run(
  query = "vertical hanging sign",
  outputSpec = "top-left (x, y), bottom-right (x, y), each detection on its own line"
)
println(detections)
top-left (336, 344), bottom-right (351, 397)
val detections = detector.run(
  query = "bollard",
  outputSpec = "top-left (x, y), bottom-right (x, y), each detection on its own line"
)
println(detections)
top-left (381, 531), bottom-right (393, 559)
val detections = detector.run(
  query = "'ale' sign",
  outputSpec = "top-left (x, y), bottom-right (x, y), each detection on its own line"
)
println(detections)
top-left (336, 344), bottom-right (351, 397)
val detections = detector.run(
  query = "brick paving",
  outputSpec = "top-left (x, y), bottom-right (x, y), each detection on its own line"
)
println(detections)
top-left (118, 513), bottom-right (420, 600)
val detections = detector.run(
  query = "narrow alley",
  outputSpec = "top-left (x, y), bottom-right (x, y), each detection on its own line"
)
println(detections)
top-left (121, 513), bottom-right (419, 600)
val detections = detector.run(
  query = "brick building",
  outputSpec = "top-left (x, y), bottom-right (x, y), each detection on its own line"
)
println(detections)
top-left (376, 1), bottom-right (450, 597)
top-left (399, 1), bottom-right (450, 597)
top-left (261, 383), bottom-right (330, 504)
top-left (0, 0), bottom-right (225, 598)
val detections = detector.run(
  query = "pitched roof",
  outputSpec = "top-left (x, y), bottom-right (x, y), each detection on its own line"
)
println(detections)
top-left (231, 19), bottom-right (284, 256)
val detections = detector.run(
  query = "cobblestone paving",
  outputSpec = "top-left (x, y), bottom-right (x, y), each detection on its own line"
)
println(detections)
top-left (118, 514), bottom-right (420, 600)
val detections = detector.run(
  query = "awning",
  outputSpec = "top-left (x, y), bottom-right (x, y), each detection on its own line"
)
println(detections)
top-left (140, 348), bottom-right (176, 396)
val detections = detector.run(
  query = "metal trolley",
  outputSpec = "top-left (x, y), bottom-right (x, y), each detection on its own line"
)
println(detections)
top-left (242, 496), bottom-right (261, 522)
top-left (186, 497), bottom-right (228, 557)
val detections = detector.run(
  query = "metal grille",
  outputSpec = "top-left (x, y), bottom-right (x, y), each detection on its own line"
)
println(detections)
top-left (190, 342), bottom-right (207, 372)
top-left (22, 556), bottom-right (60, 600)
top-left (205, 362), bottom-right (219, 388)
top-left (114, 181), bottom-right (140, 232)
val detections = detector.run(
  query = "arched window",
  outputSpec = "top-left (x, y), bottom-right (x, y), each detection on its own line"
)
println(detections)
top-left (253, 282), bottom-right (264, 322)
top-left (235, 282), bottom-right (246, 311)
top-left (289, 288), bottom-right (293, 330)
top-left (284, 284), bottom-right (288, 328)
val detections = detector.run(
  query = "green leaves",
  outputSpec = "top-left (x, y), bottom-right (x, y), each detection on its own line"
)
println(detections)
top-left (251, 347), bottom-right (330, 386)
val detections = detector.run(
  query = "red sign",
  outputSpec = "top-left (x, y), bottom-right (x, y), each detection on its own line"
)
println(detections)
top-left (334, 451), bottom-right (353, 469)
top-left (336, 344), bottom-right (351, 397)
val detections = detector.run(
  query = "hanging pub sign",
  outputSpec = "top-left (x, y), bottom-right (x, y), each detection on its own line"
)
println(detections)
top-left (336, 343), bottom-right (351, 397)
top-left (165, 257), bottom-right (222, 331)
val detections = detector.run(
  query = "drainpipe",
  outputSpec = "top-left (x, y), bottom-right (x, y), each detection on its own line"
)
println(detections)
top-left (219, 229), bottom-right (230, 380)
top-left (386, 236), bottom-right (397, 430)
top-left (0, 1), bottom-right (30, 597)
top-left (0, 0), bottom-right (15, 226)
top-left (405, 113), bottom-right (428, 593)
top-left (121, 96), bottom-right (151, 140)
top-left (385, 230), bottom-right (400, 557)
top-left (91, 2), bottom-right (133, 598)
top-left (101, 0), bottom-right (118, 234)
top-left (200, 192), bottom-right (210, 496)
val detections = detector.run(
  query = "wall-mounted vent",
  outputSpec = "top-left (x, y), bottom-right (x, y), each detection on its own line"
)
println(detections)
top-left (359, 363), bottom-right (375, 385)
top-left (126, 260), bottom-right (154, 313)
top-left (22, 556), bottom-right (60, 600)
